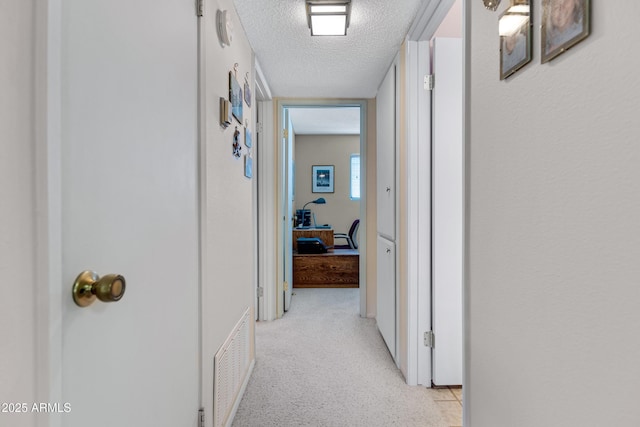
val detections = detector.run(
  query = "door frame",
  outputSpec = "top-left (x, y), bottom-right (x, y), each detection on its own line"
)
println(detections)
top-left (430, 37), bottom-right (463, 387)
top-left (275, 99), bottom-right (368, 318)
top-left (255, 61), bottom-right (274, 321)
top-left (404, 0), bottom-right (457, 387)
top-left (404, 40), bottom-right (433, 387)
top-left (281, 108), bottom-right (295, 312)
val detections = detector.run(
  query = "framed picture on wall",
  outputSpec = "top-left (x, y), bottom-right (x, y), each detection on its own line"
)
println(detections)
top-left (229, 71), bottom-right (243, 123)
top-left (245, 128), bottom-right (252, 148)
top-left (312, 165), bottom-right (334, 193)
top-left (244, 80), bottom-right (252, 107)
top-left (244, 155), bottom-right (252, 179)
top-left (541, 0), bottom-right (590, 63)
top-left (499, 2), bottom-right (532, 80)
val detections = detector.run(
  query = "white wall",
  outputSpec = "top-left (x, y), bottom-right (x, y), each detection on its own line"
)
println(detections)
top-left (431, 0), bottom-right (461, 39)
top-left (466, 2), bottom-right (640, 425)
top-left (365, 99), bottom-right (377, 317)
top-left (0, 1), bottom-right (37, 426)
top-left (201, 0), bottom-right (256, 421)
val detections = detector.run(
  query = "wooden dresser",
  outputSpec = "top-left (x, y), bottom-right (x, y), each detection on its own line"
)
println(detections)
top-left (293, 249), bottom-right (359, 288)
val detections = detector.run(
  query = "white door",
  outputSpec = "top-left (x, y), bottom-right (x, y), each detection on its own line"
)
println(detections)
top-left (283, 109), bottom-right (294, 311)
top-left (376, 60), bottom-right (398, 361)
top-left (376, 65), bottom-right (397, 241)
top-left (57, 1), bottom-right (200, 425)
top-left (431, 37), bottom-right (463, 386)
top-left (377, 236), bottom-right (396, 359)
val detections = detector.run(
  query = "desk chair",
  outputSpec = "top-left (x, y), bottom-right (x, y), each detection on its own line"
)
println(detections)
top-left (334, 219), bottom-right (359, 250)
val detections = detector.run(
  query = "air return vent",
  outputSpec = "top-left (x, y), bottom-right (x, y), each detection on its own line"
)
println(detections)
top-left (213, 307), bottom-right (251, 427)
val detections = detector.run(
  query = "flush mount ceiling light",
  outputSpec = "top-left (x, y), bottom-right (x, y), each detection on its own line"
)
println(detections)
top-left (306, 0), bottom-right (351, 36)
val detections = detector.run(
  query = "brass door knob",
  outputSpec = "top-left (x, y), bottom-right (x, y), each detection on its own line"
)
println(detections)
top-left (72, 270), bottom-right (126, 307)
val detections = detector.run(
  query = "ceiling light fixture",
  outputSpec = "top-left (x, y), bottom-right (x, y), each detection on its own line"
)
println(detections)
top-left (306, 0), bottom-right (351, 36)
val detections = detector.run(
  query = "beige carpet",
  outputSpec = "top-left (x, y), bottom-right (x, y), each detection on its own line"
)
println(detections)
top-left (231, 288), bottom-right (450, 427)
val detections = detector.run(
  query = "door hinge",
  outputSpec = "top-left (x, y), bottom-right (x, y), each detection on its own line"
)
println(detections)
top-left (196, 0), bottom-right (204, 17)
top-left (198, 408), bottom-right (204, 427)
top-left (424, 74), bottom-right (434, 91)
top-left (424, 330), bottom-right (434, 348)
top-left (283, 128), bottom-right (289, 139)
top-left (257, 287), bottom-right (264, 297)
top-left (256, 122), bottom-right (264, 133)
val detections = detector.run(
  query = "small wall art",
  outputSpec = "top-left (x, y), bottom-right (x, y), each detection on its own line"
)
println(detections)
top-left (219, 97), bottom-right (232, 128)
top-left (312, 165), bottom-right (334, 193)
top-left (244, 155), bottom-right (253, 179)
top-left (232, 126), bottom-right (242, 158)
top-left (541, 0), bottom-right (590, 63)
top-left (244, 75), bottom-right (252, 108)
top-left (245, 128), bottom-right (252, 148)
top-left (229, 71), bottom-right (243, 123)
top-left (499, 1), bottom-right (531, 80)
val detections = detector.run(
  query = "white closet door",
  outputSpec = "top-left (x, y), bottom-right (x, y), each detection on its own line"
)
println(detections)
top-left (376, 65), bottom-right (396, 241)
top-left (377, 236), bottom-right (396, 358)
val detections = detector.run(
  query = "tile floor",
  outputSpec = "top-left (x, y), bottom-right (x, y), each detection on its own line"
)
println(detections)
top-left (426, 386), bottom-right (463, 427)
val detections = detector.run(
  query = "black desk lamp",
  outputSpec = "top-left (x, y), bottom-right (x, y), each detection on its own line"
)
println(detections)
top-left (302, 197), bottom-right (326, 210)
top-left (297, 198), bottom-right (326, 227)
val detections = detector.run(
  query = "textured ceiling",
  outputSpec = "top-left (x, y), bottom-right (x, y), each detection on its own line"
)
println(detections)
top-left (289, 107), bottom-right (361, 134)
top-left (233, 0), bottom-right (424, 98)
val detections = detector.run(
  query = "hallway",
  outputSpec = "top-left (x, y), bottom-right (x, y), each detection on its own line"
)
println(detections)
top-left (232, 288), bottom-right (462, 426)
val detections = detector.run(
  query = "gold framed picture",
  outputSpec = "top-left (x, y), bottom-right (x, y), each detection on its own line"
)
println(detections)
top-left (499, 2), bottom-right (532, 80)
top-left (541, 0), bottom-right (590, 63)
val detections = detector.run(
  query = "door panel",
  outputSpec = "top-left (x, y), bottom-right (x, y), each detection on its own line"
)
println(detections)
top-left (376, 65), bottom-right (396, 241)
top-left (60, 1), bottom-right (199, 425)
top-left (377, 236), bottom-right (396, 358)
top-left (377, 60), bottom-right (397, 362)
top-left (432, 37), bottom-right (463, 386)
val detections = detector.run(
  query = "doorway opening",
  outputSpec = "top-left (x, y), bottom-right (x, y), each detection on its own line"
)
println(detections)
top-left (276, 100), bottom-right (368, 318)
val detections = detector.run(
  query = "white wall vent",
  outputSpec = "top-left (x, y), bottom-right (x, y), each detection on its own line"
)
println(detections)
top-left (213, 307), bottom-right (251, 427)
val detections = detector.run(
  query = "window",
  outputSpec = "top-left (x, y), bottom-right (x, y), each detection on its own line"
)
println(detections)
top-left (350, 154), bottom-right (360, 200)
